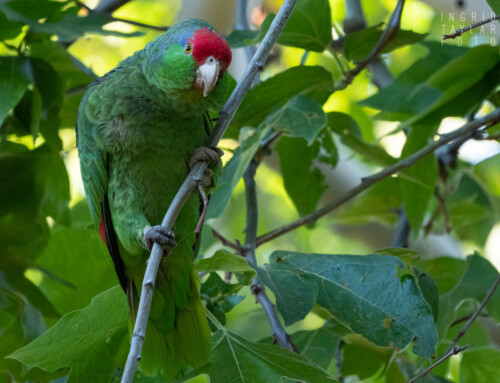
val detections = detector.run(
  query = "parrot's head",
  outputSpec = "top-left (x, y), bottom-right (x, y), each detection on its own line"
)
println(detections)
top-left (145, 19), bottom-right (232, 103)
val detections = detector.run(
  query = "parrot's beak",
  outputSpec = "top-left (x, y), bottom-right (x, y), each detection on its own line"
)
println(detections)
top-left (194, 56), bottom-right (220, 97)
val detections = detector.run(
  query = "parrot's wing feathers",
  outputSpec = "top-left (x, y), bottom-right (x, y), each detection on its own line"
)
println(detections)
top-left (76, 100), bottom-right (129, 292)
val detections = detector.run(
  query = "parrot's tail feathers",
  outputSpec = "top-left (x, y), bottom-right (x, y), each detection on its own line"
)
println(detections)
top-left (137, 249), bottom-right (211, 381)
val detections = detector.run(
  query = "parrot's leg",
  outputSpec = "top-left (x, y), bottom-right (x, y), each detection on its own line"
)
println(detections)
top-left (143, 225), bottom-right (177, 253)
top-left (188, 146), bottom-right (223, 169)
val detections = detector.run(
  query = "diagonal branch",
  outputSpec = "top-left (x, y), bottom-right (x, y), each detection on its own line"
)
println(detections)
top-left (407, 345), bottom-right (471, 383)
top-left (443, 274), bottom-right (500, 355)
top-left (77, 1), bottom-right (168, 31)
top-left (120, 1), bottom-right (298, 381)
top-left (94, 0), bottom-right (130, 14)
top-left (443, 15), bottom-right (500, 40)
top-left (256, 109), bottom-right (500, 247)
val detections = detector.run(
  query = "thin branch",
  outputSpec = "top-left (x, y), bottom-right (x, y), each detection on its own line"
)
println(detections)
top-left (120, 1), bottom-right (298, 381)
top-left (77, 1), bottom-right (168, 31)
top-left (256, 109), bottom-right (500, 246)
top-left (195, 181), bottom-right (209, 234)
top-left (243, 159), bottom-right (299, 353)
top-left (335, 339), bottom-right (345, 382)
top-left (444, 274), bottom-right (500, 355)
top-left (407, 345), bottom-right (471, 383)
top-left (211, 229), bottom-right (242, 252)
top-left (450, 312), bottom-right (488, 327)
top-left (335, 0), bottom-right (405, 90)
top-left (94, 0), bottom-right (130, 14)
top-left (443, 15), bottom-right (500, 40)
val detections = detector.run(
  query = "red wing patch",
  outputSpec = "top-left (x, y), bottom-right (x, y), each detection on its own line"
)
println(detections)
top-left (99, 212), bottom-right (107, 244)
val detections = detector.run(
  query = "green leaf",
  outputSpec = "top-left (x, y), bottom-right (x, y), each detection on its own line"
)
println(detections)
top-left (474, 153), bottom-right (500, 197)
top-left (0, 11), bottom-right (24, 41)
top-left (416, 271), bottom-right (440, 322)
top-left (341, 336), bottom-right (395, 380)
top-left (24, 12), bottom-right (144, 42)
top-left (207, 127), bottom-right (269, 219)
top-left (487, 0), bottom-right (500, 13)
top-left (225, 29), bottom-right (258, 48)
top-left (437, 253), bottom-right (500, 340)
top-left (178, 329), bottom-right (337, 383)
top-left (267, 251), bottom-right (438, 358)
top-left (374, 248), bottom-right (419, 269)
top-left (334, 178), bottom-right (402, 225)
top-left (0, 56), bottom-right (32, 127)
top-left (231, 66), bottom-right (334, 130)
top-left (35, 227), bottom-right (118, 314)
top-left (359, 42), bottom-right (465, 120)
top-left (265, 95), bottom-right (326, 144)
top-left (200, 273), bottom-right (244, 328)
top-left (344, 25), bottom-right (427, 62)
top-left (8, 285), bottom-right (129, 383)
top-left (195, 250), bottom-right (253, 273)
top-left (291, 319), bottom-right (350, 370)
top-left (0, 143), bottom-right (69, 224)
top-left (417, 257), bottom-right (465, 295)
top-left (242, 0), bottom-right (332, 52)
top-left (278, 0), bottom-right (332, 52)
top-left (255, 257), bottom-right (318, 325)
top-left (447, 173), bottom-right (496, 246)
top-left (400, 122), bottom-right (438, 234)
top-left (327, 112), bottom-right (396, 167)
top-left (276, 136), bottom-right (327, 217)
top-left (362, 44), bottom-right (500, 125)
top-left (460, 349), bottom-right (500, 383)
top-left (5, 0), bottom-right (65, 20)
top-left (36, 147), bottom-right (70, 222)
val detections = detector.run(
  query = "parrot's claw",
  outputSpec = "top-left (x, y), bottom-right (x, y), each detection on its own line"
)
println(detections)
top-left (143, 225), bottom-right (176, 254)
top-left (188, 146), bottom-right (223, 169)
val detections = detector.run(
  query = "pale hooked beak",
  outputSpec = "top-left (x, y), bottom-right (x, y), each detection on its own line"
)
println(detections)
top-left (194, 56), bottom-right (221, 97)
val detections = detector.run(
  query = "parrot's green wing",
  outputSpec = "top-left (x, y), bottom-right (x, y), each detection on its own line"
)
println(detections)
top-left (76, 91), bottom-right (129, 291)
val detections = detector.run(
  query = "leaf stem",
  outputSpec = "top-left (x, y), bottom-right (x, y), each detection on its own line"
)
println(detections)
top-left (256, 109), bottom-right (500, 246)
top-left (120, 1), bottom-right (298, 381)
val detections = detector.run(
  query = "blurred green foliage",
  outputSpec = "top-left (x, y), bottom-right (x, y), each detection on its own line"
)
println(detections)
top-left (1, 0), bottom-right (500, 382)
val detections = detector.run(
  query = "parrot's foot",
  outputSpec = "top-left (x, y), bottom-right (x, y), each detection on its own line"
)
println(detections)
top-left (188, 146), bottom-right (223, 169)
top-left (143, 226), bottom-right (176, 254)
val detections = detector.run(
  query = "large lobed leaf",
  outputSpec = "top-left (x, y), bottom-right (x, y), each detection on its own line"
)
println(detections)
top-left (8, 285), bottom-right (129, 383)
top-left (259, 251), bottom-right (438, 358)
top-left (177, 328), bottom-right (337, 383)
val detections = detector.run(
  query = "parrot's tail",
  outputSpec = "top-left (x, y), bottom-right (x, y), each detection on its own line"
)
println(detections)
top-left (136, 241), bottom-right (211, 380)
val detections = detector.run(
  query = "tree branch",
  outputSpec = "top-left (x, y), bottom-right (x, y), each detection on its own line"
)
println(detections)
top-left (335, 0), bottom-right (405, 90)
top-left (120, 1), bottom-right (298, 381)
top-left (243, 159), bottom-right (299, 353)
top-left (443, 15), bottom-right (500, 40)
top-left (443, 274), bottom-right (500, 355)
top-left (77, 1), bottom-right (168, 31)
top-left (256, 109), bottom-right (500, 246)
top-left (94, 0), bottom-right (130, 14)
top-left (407, 345), bottom-right (471, 383)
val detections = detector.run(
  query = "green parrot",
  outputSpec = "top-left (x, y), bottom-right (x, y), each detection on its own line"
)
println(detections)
top-left (76, 19), bottom-right (232, 379)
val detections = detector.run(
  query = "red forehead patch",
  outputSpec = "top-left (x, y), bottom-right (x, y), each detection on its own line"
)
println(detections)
top-left (189, 27), bottom-right (232, 72)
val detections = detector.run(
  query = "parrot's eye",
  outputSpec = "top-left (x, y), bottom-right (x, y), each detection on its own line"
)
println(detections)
top-left (184, 43), bottom-right (193, 54)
